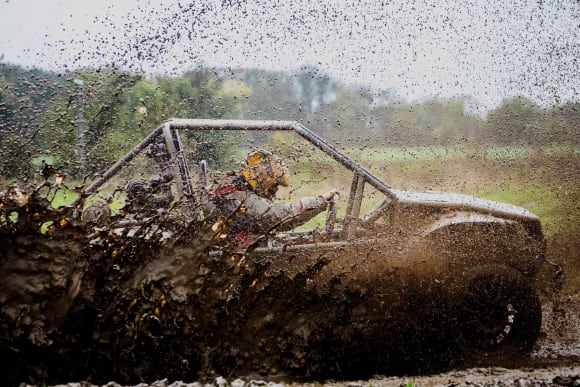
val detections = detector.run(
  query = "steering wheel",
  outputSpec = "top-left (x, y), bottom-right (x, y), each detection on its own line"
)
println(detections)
top-left (324, 193), bottom-right (340, 233)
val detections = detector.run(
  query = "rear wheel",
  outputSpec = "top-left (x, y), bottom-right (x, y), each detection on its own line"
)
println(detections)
top-left (455, 265), bottom-right (542, 359)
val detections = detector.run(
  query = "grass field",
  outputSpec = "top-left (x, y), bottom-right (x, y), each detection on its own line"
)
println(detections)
top-left (45, 184), bottom-right (126, 213)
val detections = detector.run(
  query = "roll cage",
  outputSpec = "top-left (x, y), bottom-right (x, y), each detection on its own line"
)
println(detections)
top-left (72, 119), bottom-right (397, 231)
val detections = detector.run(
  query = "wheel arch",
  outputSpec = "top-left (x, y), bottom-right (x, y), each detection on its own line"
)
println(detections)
top-left (417, 212), bottom-right (546, 279)
top-left (420, 211), bottom-right (513, 237)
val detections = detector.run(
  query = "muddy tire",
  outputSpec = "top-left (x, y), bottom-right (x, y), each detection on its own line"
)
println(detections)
top-left (454, 265), bottom-right (542, 360)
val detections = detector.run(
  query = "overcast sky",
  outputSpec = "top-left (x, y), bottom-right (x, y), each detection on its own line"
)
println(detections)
top-left (0, 0), bottom-right (578, 114)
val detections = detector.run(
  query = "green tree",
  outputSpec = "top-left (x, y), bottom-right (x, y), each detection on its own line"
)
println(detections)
top-left (370, 98), bottom-right (495, 146)
top-left (309, 86), bottom-right (372, 142)
top-left (0, 70), bottom-right (17, 124)
top-left (237, 68), bottom-right (301, 121)
top-left (36, 66), bottom-right (245, 177)
top-left (552, 102), bottom-right (580, 145)
top-left (0, 60), bottom-right (65, 179)
top-left (37, 68), bottom-right (141, 176)
top-left (386, 101), bottom-right (428, 146)
top-left (179, 68), bottom-right (245, 167)
top-left (295, 65), bottom-right (335, 114)
top-left (485, 97), bottom-right (544, 145)
top-left (429, 98), bottom-right (467, 145)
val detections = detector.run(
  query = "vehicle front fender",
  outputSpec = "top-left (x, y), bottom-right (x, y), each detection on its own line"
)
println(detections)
top-left (420, 211), bottom-right (512, 237)
top-left (415, 211), bottom-right (546, 280)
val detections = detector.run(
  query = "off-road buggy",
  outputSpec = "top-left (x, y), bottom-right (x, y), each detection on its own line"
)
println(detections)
top-left (1, 119), bottom-right (561, 382)
top-left (75, 120), bottom-right (558, 368)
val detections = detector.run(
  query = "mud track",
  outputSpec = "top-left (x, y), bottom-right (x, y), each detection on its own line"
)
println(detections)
top-left (1, 194), bottom-right (578, 387)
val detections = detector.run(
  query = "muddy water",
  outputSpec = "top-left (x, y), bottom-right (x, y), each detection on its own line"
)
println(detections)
top-left (531, 299), bottom-right (580, 366)
top-left (7, 286), bottom-right (580, 387)
top-left (43, 303), bottom-right (580, 387)
top-left (2, 194), bottom-right (578, 387)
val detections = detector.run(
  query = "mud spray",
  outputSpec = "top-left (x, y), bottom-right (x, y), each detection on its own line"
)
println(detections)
top-left (1, 187), bottom-right (578, 386)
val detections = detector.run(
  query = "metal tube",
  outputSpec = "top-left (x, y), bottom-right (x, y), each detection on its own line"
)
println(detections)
top-left (74, 79), bottom-right (86, 174)
top-left (73, 119), bottom-right (396, 208)
top-left (290, 122), bottom-right (396, 199)
top-left (163, 119), bottom-right (396, 199)
top-left (70, 123), bottom-right (165, 207)
top-left (167, 118), bottom-right (296, 131)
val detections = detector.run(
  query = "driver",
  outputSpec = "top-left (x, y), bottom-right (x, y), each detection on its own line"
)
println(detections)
top-left (207, 150), bottom-right (338, 250)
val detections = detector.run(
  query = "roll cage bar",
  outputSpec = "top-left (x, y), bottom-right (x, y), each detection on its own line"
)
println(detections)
top-left (72, 119), bottom-right (398, 223)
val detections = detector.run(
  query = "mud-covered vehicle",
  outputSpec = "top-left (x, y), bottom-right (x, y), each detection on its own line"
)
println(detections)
top-left (73, 119), bottom-right (558, 370)
top-left (2, 119), bottom-right (561, 383)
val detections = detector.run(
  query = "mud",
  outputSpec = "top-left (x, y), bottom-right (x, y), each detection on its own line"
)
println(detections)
top-left (26, 365), bottom-right (580, 387)
top-left (1, 189), bottom-right (578, 387)
top-left (14, 300), bottom-right (580, 386)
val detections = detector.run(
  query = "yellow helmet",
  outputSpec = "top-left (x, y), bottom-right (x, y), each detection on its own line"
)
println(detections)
top-left (241, 150), bottom-right (290, 197)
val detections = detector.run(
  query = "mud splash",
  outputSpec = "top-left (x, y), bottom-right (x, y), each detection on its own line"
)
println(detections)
top-left (0, 186), bottom-right (577, 386)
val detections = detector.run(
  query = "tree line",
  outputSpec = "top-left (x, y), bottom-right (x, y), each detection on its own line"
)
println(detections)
top-left (1, 59), bottom-right (578, 179)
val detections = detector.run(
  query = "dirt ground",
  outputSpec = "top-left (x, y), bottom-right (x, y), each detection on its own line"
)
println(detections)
top-left (12, 237), bottom-right (578, 387)
top-left (36, 365), bottom-right (580, 387)
top-left (28, 297), bottom-right (578, 387)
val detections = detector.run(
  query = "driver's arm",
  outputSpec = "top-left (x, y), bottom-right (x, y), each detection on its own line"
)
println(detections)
top-left (248, 189), bottom-right (338, 232)
top-left (231, 189), bottom-right (337, 234)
